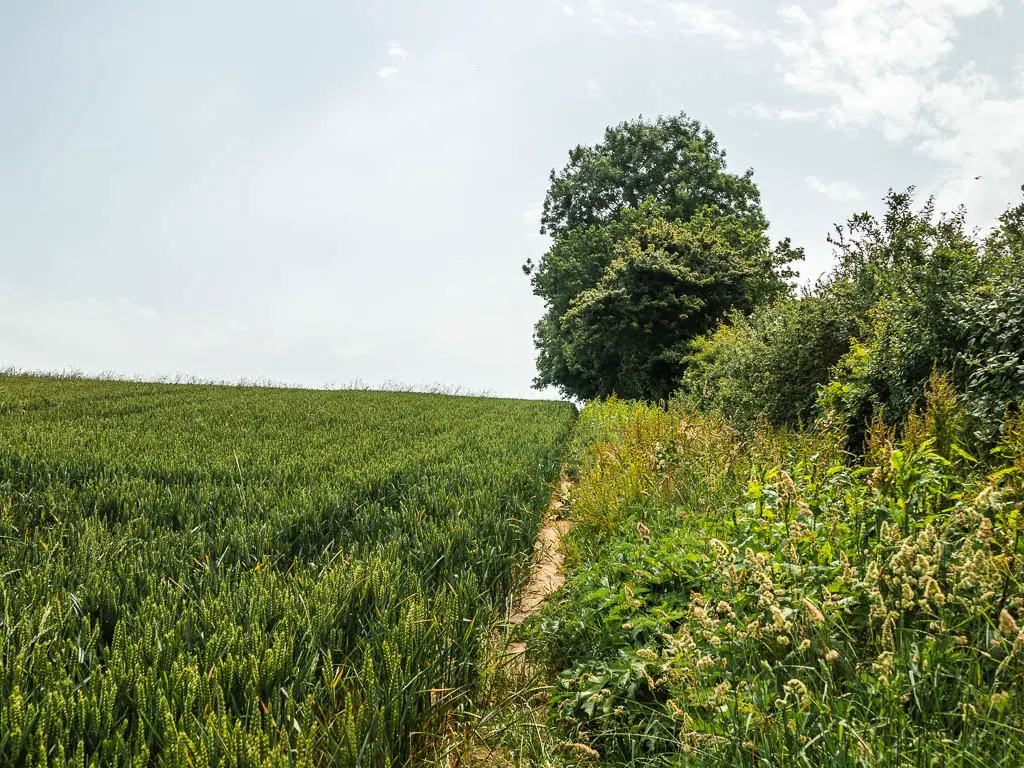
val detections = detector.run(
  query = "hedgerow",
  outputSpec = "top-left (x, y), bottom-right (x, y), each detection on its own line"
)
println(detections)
top-left (529, 377), bottom-right (1024, 766)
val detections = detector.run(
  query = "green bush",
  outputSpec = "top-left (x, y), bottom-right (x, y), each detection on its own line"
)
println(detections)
top-left (821, 188), bottom-right (1024, 448)
top-left (682, 187), bottom-right (1024, 447)
top-left (680, 277), bottom-right (868, 428)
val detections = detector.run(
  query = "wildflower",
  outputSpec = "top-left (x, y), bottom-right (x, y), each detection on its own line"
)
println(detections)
top-left (745, 618), bottom-right (762, 639)
top-left (564, 742), bottom-right (600, 759)
top-left (715, 600), bottom-right (736, 619)
top-left (824, 649), bottom-right (839, 663)
top-left (799, 639), bottom-right (811, 651)
top-left (870, 591), bottom-right (888, 622)
top-left (864, 560), bottom-right (880, 589)
top-left (709, 538), bottom-right (730, 560)
top-left (636, 520), bottom-right (651, 543)
top-left (990, 691), bottom-right (1011, 713)
top-left (873, 651), bottom-right (895, 678)
top-left (840, 553), bottom-right (856, 584)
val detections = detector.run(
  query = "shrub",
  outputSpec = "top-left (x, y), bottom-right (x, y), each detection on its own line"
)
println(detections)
top-left (682, 186), bottom-right (1024, 447)
top-left (680, 277), bottom-right (868, 428)
top-left (822, 188), bottom-right (1024, 448)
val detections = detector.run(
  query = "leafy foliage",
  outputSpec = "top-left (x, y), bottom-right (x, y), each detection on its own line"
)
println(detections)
top-left (553, 208), bottom-right (794, 402)
top-left (956, 275), bottom-right (1024, 442)
top-left (538, 114), bottom-right (766, 240)
top-left (681, 277), bottom-right (870, 428)
top-left (684, 187), bottom-right (1024, 446)
top-left (819, 191), bottom-right (989, 437)
top-left (529, 383), bottom-right (1024, 766)
top-left (0, 376), bottom-right (574, 767)
top-left (527, 113), bottom-right (799, 401)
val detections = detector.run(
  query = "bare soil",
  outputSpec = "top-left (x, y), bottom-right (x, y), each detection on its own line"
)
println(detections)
top-left (505, 476), bottom-right (573, 654)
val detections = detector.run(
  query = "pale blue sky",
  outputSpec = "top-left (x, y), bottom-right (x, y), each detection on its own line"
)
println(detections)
top-left (2, 0), bottom-right (1022, 397)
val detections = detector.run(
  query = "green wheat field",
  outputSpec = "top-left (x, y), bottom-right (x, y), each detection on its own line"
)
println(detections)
top-left (0, 375), bottom-right (575, 767)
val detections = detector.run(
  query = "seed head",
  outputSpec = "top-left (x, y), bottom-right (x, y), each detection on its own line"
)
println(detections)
top-left (1000, 609), bottom-right (1018, 637)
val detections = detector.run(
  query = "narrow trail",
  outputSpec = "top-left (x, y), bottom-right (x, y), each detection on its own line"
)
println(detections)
top-left (444, 477), bottom-right (574, 766)
top-left (505, 475), bottom-right (573, 656)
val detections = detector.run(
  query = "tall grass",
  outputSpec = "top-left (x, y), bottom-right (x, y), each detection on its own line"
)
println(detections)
top-left (528, 379), bottom-right (1024, 766)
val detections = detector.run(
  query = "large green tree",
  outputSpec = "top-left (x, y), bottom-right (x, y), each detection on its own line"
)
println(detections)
top-left (537, 113), bottom-right (766, 238)
top-left (526, 113), bottom-right (799, 400)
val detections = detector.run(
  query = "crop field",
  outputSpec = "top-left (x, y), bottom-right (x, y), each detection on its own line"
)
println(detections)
top-left (0, 375), bottom-right (575, 767)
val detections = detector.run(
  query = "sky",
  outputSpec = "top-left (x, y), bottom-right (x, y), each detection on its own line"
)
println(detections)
top-left (2, 0), bottom-right (1023, 399)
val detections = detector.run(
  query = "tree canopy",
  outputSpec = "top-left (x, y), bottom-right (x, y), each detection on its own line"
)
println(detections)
top-left (539, 113), bottom-right (766, 239)
top-left (527, 113), bottom-right (799, 401)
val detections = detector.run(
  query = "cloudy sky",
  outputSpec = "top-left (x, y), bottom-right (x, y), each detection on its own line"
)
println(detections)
top-left (2, 1), bottom-right (1022, 398)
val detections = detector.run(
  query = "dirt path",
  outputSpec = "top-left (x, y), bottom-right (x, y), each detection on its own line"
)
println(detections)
top-left (441, 477), bottom-right (574, 766)
top-left (505, 476), bottom-right (573, 654)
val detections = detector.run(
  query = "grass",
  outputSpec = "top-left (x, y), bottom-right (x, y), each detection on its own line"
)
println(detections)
top-left (8, 370), bottom-right (1022, 766)
top-left (0, 375), bottom-right (575, 767)
top-left (516, 379), bottom-right (1024, 766)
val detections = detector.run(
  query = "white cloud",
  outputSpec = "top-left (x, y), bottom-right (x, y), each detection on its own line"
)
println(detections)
top-left (0, 289), bottom-right (248, 378)
top-left (583, 1), bottom-right (763, 46)
top-left (377, 66), bottom-right (400, 79)
top-left (587, 0), bottom-right (658, 36)
top-left (562, 3), bottom-right (575, 16)
top-left (765, 0), bottom-right (1024, 218)
top-left (387, 42), bottom-right (410, 58)
top-left (805, 175), bottom-right (863, 203)
top-left (668, 2), bottom-right (761, 47)
top-left (747, 102), bottom-right (826, 122)
top-left (115, 297), bottom-right (158, 317)
top-left (769, 0), bottom-right (992, 137)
